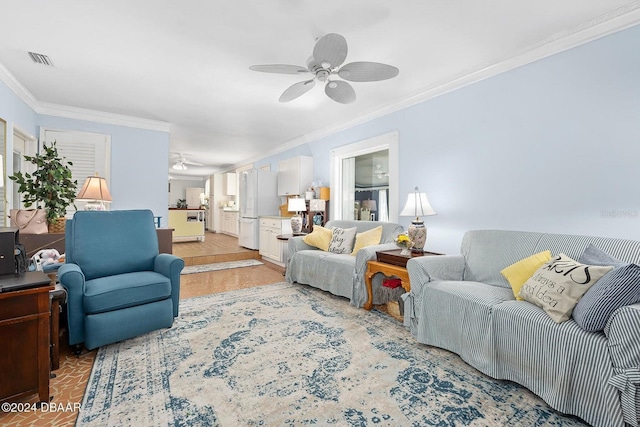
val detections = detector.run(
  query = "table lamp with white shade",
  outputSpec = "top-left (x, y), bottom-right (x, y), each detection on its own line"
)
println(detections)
top-left (399, 186), bottom-right (436, 252)
top-left (288, 197), bottom-right (307, 234)
top-left (77, 173), bottom-right (112, 211)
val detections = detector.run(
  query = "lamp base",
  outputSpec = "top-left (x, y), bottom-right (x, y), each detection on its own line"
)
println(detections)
top-left (83, 200), bottom-right (107, 211)
top-left (290, 214), bottom-right (303, 234)
top-left (407, 221), bottom-right (427, 252)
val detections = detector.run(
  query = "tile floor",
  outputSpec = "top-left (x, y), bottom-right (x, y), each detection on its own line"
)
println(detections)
top-left (0, 231), bottom-right (285, 426)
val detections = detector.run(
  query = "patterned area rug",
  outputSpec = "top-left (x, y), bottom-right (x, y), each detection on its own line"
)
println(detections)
top-left (180, 259), bottom-right (263, 274)
top-left (77, 283), bottom-right (587, 426)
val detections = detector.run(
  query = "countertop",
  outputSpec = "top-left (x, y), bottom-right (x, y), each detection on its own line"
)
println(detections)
top-left (260, 215), bottom-right (292, 220)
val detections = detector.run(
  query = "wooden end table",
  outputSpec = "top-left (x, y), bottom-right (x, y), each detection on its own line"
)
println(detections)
top-left (364, 249), bottom-right (442, 311)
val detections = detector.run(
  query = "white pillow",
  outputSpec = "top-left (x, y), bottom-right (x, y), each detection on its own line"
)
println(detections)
top-left (519, 253), bottom-right (613, 323)
top-left (328, 227), bottom-right (357, 254)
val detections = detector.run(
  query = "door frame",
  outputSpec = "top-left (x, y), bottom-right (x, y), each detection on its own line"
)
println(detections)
top-left (329, 131), bottom-right (399, 222)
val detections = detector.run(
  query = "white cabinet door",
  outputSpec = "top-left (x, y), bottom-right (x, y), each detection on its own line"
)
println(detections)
top-left (277, 156), bottom-right (314, 196)
top-left (223, 173), bottom-right (237, 196)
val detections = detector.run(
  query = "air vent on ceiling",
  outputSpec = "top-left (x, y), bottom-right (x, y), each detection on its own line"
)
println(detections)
top-left (28, 51), bottom-right (54, 67)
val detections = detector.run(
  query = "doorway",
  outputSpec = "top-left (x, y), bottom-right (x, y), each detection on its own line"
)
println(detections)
top-left (330, 132), bottom-right (398, 222)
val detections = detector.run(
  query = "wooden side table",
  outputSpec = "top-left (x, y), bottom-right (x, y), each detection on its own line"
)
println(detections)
top-left (0, 272), bottom-right (54, 403)
top-left (364, 249), bottom-right (442, 311)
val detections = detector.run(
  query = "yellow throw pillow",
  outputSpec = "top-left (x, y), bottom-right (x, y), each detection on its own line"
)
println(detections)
top-left (501, 250), bottom-right (552, 300)
top-left (302, 225), bottom-right (332, 251)
top-left (351, 226), bottom-right (383, 256)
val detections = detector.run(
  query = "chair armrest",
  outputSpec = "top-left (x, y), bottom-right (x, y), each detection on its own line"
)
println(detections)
top-left (288, 236), bottom-right (316, 255)
top-left (604, 303), bottom-right (640, 426)
top-left (351, 242), bottom-right (398, 308)
top-left (404, 255), bottom-right (465, 329)
top-left (58, 263), bottom-right (86, 346)
top-left (154, 253), bottom-right (185, 317)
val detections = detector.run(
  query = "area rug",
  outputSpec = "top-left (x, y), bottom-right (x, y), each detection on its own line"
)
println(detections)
top-left (77, 283), bottom-right (587, 426)
top-left (180, 259), bottom-right (263, 274)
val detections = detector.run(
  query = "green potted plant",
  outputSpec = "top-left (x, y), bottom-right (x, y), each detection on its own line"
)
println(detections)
top-left (9, 141), bottom-right (78, 232)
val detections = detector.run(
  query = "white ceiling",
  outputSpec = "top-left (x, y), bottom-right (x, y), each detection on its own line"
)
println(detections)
top-left (1, 1), bottom-right (639, 177)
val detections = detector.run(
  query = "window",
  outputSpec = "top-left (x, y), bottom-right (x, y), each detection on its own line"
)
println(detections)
top-left (40, 129), bottom-right (111, 215)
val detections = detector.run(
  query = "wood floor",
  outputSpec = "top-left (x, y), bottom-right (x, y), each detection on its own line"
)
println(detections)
top-left (1, 231), bottom-right (285, 427)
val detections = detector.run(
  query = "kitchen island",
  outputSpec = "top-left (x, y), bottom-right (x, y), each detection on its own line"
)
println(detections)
top-left (168, 208), bottom-right (206, 242)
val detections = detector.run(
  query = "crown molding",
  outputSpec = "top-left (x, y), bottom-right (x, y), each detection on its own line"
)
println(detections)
top-left (249, 3), bottom-right (640, 164)
top-left (36, 102), bottom-right (171, 133)
top-left (0, 63), bottom-right (171, 133)
top-left (0, 63), bottom-right (39, 112)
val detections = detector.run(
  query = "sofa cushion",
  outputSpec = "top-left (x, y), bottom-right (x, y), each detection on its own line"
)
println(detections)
top-left (302, 225), bottom-right (332, 251)
top-left (519, 253), bottom-right (613, 323)
top-left (573, 263), bottom-right (640, 331)
top-left (286, 250), bottom-right (355, 300)
top-left (324, 220), bottom-right (402, 244)
top-left (500, 250), bottom-right (552, 300)
top-left (578, 243), bottom-right (625, 267)
top-left (328, 226), bottom-right (357, 254)
top-left (83, 271), bottom-right (172, 314)
top-left (351, 226), bottom-right (382, 255)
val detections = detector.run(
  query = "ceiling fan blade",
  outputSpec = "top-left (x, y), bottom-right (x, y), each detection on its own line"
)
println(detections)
top-left (249, 64), bottom-right (310, 74)
top-left (338, 62), bottom-right (399, 82)
top-left (279, 79), bottom-right (316, 102)
top-left (183, 160), bottom-right (203, 166)
top-left (313, 33), bottom-right (348, 69)
top-left (325, 80), bottom-right (355, 104)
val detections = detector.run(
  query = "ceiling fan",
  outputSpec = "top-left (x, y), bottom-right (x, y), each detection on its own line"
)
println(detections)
top-left (172, 154), bottom-right (203, 171)
top-left (250, 33), bottom-right (399, 104)
top-left (375, 164), bottom-right (389, 179)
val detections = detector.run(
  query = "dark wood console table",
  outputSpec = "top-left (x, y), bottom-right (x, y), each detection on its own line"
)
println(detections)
top-left (20, 228), bottom-right (174, 256)
top-left (0, 272), bottom-right (53, 403)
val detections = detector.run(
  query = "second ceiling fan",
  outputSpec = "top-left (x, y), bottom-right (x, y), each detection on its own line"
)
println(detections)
top-left (250, 33), bottom-right (399, 104)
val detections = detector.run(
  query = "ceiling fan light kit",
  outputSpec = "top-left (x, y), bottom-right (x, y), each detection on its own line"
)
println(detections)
top-left (250, 33), bottom-right (399, 104)
top-left (172, 153), bottom-right (203, 171)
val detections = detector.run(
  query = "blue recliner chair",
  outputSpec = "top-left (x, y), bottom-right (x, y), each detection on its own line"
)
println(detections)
top-left (58, 209), bottom-right (184, 351)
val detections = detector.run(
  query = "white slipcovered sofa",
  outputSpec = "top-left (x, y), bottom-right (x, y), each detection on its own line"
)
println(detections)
top-left (404, 230), bottom-right (640, 427)
top-left (285, 220), bottom-right (403, 307)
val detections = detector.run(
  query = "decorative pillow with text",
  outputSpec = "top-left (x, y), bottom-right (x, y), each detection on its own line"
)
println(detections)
top-left (519, 253), bottom-right (613, 323)
top-left (328, 227), bottom-right (357, 254)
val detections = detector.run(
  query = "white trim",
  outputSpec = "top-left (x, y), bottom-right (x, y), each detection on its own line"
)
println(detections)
top-left (0, 63), bottom-right (39, 112)
top-left (37, 102), bottom-right (171, 132)
top-left (13, 125), bottom-right (36, 142)
top-left (237, 5), bottom-right (640, 168)
top-left (0, 64), bottom-right (170, 133)
top-left (330, 131), bottom-right (398, 222)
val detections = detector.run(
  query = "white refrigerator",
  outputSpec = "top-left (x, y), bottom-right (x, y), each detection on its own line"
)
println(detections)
top-left (238, 169), bottom-right (280, 249)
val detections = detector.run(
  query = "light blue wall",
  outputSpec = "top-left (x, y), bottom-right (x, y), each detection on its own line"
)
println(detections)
top-left (0, 83), bottom-right (171, 227)
top-left (257, 24), bottom-right (640, 254)
top-left (37, 116), bottom-right (170, 226)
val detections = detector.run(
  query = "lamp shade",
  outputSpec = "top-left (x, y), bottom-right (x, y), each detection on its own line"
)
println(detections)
top-left (287, 198), bottom-right (306, 213)
top-left (362, 199), bottom-right (377, 211)
top-left (400, 187), bottom-right (435, 219)
top-left (399, 187), bottom-right (436, 252)
top-left (77, 174), bottom-right (112, 202)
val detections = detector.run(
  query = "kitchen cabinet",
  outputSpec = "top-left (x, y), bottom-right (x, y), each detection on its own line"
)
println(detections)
top-left (223, 173), bottom-right (238, 196)
top-left (220, 210), bottom-right (239, 236)
top-left (277, 156), bottom-right (314, 196)
top-left (259, 217), bottom-right (292, 265)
